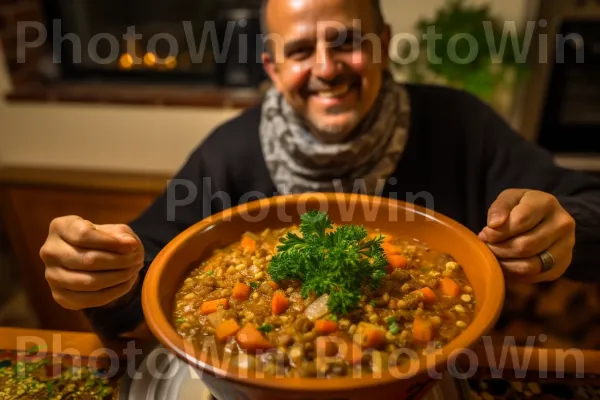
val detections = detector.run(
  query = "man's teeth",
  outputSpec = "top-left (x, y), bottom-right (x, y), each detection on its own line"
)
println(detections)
top-left (317, 85), bottom-right (350, 98)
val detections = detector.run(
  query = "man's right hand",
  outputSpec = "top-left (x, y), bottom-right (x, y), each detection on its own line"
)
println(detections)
top-left (40, 216), bottom-right (144, 311)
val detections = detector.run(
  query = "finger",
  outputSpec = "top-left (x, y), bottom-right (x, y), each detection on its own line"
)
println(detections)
top-left (44, 239), bottom-right (143, 271)
top-left (480, 191), bottom-right (555, 244)
top-left (486, 218), bottom-right (562, 259)
top-left (45, 264), bottom-right (143, 292)
top-left (95, 224), bottom-right (143, 254)
top-left (500, 236), bottom-right (573, 283)
top-left (50, 275), bottom-right (138, 310)
top-left (52, 217), bottom-right (137, 254)
top-left (95, 224), bottom-right (140, 241)
top-left (499, 257), bottom-right (542, 277)
top-left (486, 189), bottom-right (528, 228)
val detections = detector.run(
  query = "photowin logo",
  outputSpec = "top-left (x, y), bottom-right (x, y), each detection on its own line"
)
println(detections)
top-left (13, 333), bottom-right (586, 382)
top-left (15, 18), bottom-right (585, 65)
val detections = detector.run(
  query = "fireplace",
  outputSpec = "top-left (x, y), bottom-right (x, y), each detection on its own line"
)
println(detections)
top-left (42, 0), bottom-right (266, 88)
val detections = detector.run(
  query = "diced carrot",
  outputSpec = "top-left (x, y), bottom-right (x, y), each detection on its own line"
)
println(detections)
top-left (215, 319), bottom-right (241, 342)
top-left (236, 323), bottom-right (273, 351)
top-left (267, 281), bottom-right (279, 290)
top-left (439, 278), bottom-right (461, 298)
top-left (272, 290), bottom-right (290, 315)
top-left (355, 322), bottom-right (386, 349)
top-left (200, 298), bottom-right (229, 315)
top-left (232, 282), bottom-right (251, 301)
top-left (315, 319), bottom-right (339, 334)
top-left (413, 316), bottom-right (433, 342)
top-left (368, 232), bottom-right (392, 242)
top-left (413, 287), bottom-right (438, 304)
top-left (241, 235), bottom-right (257, 252)
top-left (382, 242), bottom-right (402, 256)
top-left (387, 254), bottom-right (408, 270)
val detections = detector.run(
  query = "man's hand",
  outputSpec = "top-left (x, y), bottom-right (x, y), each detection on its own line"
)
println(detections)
top-left (40, 216), bottom-right (144, 310)
top-left (478, 189), bottom-right (576, 283)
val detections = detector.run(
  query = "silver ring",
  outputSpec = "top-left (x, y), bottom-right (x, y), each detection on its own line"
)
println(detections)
top-left (539, 250), bottom-right (555, 273)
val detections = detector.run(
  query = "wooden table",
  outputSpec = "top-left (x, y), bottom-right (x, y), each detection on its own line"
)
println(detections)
top-left (0, 326), bottom-right (159, 360)
top-left (1, 327), bottom-right (599, 399)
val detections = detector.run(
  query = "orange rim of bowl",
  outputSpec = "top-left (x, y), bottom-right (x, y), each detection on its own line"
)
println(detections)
top-left (142, 193), bottom-right (505, 392)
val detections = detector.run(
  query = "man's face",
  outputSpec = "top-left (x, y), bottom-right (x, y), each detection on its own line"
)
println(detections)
top-left (262, 0), bottom-right (390, 144)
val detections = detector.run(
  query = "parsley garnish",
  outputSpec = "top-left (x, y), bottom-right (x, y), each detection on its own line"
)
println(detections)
top-left (250, 281), bottom-right (260, 290)
top-left (267, 210), bottom-right (387, 316)
top-left (258, 323), bottom-right (273, 333)
top-left (385, 315), bottom-right (399, 334)
top-left (205, 270), bottom-right (214, 276)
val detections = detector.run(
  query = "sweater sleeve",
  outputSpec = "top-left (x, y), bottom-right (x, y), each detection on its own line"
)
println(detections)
top-left (83, 141), bottom-right (227, 339)
top-left (481, 107), bottom-right (600, 282)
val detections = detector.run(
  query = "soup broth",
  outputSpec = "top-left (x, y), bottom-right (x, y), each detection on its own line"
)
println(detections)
top-left (173, 215), bottom-right (475, 378)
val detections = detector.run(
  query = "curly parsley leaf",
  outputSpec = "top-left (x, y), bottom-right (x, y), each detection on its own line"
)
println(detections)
top-left (299, 210), bottom-right (332, 241)
top-left (258, 323), bottom-right (273, 333)
top-left (276, 232), bottom-right (307, 253)
top-left (267, 248), bottom-right (308, 282)
top-left (267, 210), bottom-right (387, 316)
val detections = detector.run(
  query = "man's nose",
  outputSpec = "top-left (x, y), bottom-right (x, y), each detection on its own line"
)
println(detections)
top-left (312, 45), bottom-right (340, 81)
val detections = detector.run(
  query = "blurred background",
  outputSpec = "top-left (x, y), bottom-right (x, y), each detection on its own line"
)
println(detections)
top-left (0, 0), bottom-right (598, 350)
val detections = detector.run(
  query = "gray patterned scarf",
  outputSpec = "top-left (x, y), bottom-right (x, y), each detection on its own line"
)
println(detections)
top-left (259, 72), bottom-right (411, 195)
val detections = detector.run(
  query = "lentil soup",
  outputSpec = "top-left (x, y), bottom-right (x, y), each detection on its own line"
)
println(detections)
top-left (173, 211), bottom-right (476, 378)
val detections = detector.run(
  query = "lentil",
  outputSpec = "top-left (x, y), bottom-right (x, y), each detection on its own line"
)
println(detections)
top-left (173, 224), bottom-right (476, 379)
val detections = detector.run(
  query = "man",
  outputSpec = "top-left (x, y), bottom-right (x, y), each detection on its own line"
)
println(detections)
top-left (40, 0), bottom-right (600, 339)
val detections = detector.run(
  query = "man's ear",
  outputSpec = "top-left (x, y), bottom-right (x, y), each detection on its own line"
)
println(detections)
top-left (262, 51), bottom-right (281, 90)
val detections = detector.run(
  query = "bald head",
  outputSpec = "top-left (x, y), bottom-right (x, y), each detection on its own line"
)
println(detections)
top-left (260, 0), bottom-right (385, 38)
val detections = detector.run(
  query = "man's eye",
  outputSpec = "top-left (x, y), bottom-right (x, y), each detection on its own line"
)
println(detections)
top-left (289, 48), bottom-right (313, 60)
top-left (337, 37), bottom-right (361, 51)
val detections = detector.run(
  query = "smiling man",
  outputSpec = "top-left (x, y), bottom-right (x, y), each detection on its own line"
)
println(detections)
top-left (40, 0), bottom-right (600, 339)
top-left (261, 0), bottom-right (388, 143)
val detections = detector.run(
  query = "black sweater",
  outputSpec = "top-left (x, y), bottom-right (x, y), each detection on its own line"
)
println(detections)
top-left (85, 84), bottom-right (600, 338)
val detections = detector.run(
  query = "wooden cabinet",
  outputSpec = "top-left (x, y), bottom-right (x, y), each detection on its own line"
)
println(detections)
top-left (0, 167), bottom-right (169, 332)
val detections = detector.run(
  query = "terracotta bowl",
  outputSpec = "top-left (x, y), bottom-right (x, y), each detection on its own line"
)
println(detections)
top-left (142, 193), bottom-right (505, 400)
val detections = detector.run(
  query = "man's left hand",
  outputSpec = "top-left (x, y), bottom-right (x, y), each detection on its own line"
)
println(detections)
top-left (478, 189), bottom-right (576, 283)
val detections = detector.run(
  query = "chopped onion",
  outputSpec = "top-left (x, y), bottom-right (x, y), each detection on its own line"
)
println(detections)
top-left (207, 309), bottom-right (225, 328)
top-left (304, 294), bottom-right (330, 321)
top-left (249, 264), bottom-right (260, 274)
top-left (243, 232), bottom-right (261, 241)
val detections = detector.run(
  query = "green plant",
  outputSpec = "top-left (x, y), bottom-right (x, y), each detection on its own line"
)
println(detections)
top-left (393, 0), bottom-right (529, 109)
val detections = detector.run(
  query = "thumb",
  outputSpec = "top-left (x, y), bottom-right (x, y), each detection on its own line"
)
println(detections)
top-left (486, 189), bottom-right (528, 228)
top-left (95, 224), bottom-right (140, 251)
